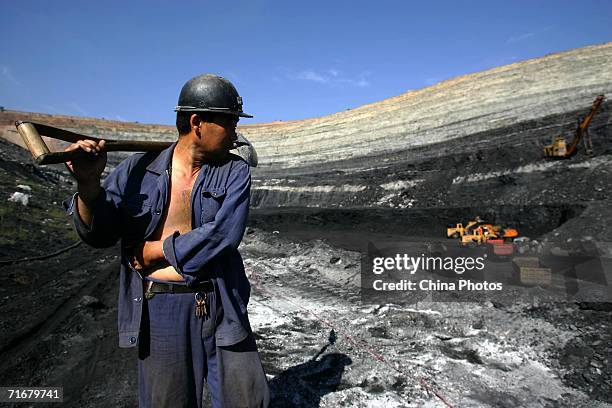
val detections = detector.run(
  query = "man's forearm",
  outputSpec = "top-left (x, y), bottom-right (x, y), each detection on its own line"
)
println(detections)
top-left (130, 240), bottom-right (168, 272)
top-left (76, 182), bottom-right (102, 227)
top-left (143, 240), bottom-right (166, 265)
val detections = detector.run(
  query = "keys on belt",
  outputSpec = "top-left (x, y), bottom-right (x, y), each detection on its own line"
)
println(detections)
top-left (143, 281), bottom-right (211, 318)
top-left (194, 292), bottom-right (207, 318)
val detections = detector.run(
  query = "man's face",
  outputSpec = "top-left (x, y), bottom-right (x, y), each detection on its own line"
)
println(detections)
top-left (197, 113), bottom-right (239, 160)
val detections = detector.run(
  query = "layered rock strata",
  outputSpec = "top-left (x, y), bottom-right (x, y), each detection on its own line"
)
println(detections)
top-left (242, 43), bottom-right (612, 169)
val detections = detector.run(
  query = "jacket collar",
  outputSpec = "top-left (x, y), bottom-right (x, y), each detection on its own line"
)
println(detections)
top-left (145, 142), bottom-right (177, 175)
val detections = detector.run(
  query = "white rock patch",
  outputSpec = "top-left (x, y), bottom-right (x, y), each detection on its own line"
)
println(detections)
top-left (8, 191), bottom-right (31, 206)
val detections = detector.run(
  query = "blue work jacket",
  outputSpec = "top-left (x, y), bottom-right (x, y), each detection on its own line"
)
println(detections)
top-left (63, 143), bottom-right (252, 348)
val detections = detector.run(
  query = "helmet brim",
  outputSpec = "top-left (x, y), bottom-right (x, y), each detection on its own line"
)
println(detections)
top-left (175, 106), bottom-right (253, 118)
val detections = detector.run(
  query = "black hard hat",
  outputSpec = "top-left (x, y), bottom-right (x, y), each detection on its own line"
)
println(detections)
top-left (174, 74), bottom-right (253, 118)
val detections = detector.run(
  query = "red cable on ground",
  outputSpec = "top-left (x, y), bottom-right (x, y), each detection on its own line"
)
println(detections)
top-left (247, 265), bottom-right (455, 408)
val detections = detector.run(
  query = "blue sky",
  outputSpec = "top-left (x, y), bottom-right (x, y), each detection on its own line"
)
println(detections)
top-left (1, 0), bottom-right (610, 125)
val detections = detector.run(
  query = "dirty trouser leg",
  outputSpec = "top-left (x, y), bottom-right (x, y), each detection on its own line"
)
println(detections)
top-left (138, 290), bottom-right (218, 408)
top-left (214, 334), bottom-right (270, 407)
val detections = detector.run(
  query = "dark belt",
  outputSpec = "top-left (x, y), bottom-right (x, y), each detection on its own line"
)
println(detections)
top-left (145, 280), bottom-right (214, 295)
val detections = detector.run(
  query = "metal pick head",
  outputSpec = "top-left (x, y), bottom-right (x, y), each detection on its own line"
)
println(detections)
top-left (231, 133), bottom-right (258, 167)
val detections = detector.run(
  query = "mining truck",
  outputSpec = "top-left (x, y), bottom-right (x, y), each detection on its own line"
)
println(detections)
top-left (543, 95), bottom-right (604, 158)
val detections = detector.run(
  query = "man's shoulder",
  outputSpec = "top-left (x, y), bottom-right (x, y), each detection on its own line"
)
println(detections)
top-left (114, 151), bottom-right (162, 174)
top-left (104, 151), bottom-right (164, 190)
top-left (227, 154), bottom-right (251, 183)
top-left (208, 153), bottom-right (249, 174)
top-left (202, 154), bottom-right (249, 191)
top-left (227, 153), bottom-right (250, 173)
top-left (125, 150), bottom-right (160, 168)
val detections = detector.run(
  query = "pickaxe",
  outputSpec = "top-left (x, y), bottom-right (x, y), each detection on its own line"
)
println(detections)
top-left (14, 121), bottom-right (258, 167)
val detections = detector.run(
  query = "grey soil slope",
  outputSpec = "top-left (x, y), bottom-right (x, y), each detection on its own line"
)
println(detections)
top-left (0, 43), bottom-right (611, 407)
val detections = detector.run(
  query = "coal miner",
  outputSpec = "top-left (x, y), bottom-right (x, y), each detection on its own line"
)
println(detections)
top-left (63, 74), bottom-right (270, 407)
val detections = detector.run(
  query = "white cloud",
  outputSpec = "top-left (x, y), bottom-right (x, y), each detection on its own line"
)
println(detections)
top-left (337, 77), bottom-right (370, 87)
top-left (1, 65), bottom-right (21, 86)
top-left (507, 25), bottom-right (553, 44)
top-left (328, 69), bottom-right (340, 77)
top-left (287, 69), bottom-right (370, 87)
top-left (295, 70), bottom-right (327, 83)
top-left (507, 32), bottom-right (535, 44)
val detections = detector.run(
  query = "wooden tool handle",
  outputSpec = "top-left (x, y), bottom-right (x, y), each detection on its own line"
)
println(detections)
top-left (15, 121), bottom-right (172, 165)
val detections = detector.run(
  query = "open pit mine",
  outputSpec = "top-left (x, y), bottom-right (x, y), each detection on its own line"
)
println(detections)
top-left (0, 43), bottom-right (611, 407)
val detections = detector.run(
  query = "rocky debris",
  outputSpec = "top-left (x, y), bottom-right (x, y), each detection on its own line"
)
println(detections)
top-left (79, 295), bottom-right (107, 309)
top-left (0, 138), bottom-right (78, 260)
top-left (521, 303), bottom-right (612, 403)
top-left (243, 229), bottom-right (611, 406)
top-left (7, 191), bottom-right (30, 206)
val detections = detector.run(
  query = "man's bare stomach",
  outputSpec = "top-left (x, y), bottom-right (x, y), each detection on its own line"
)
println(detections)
top-left (147, 264), bottom-right (184, 281)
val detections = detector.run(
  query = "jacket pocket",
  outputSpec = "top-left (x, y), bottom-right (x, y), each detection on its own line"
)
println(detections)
top-left (201, 187), bottom-right (226, 224)
top-left (122, 199), bottom-right (152, 217)
top-left (121, 200), bottom-right (153, 239)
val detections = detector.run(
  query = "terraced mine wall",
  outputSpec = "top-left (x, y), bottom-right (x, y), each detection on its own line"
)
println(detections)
top-left (242, 43), bottom-right (612, 168)
top-left (243, 43), bottom-right (612, 213)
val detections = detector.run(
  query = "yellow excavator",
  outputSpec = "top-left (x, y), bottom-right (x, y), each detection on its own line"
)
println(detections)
top-left (447, 217), bottom-right (518, 240)
top-left (543, 95), bottom-right (605, 158)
